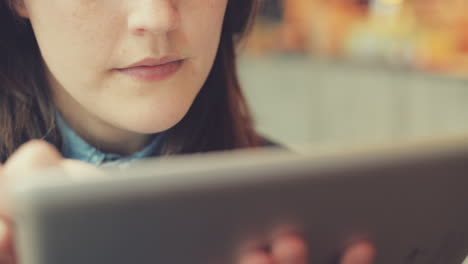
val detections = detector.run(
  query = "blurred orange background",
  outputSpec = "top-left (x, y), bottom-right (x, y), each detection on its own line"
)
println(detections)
top-left (246, 0), bottom-right (468, 76)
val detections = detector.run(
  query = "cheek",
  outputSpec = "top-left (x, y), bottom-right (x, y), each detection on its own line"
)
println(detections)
top-left (28, 0), bottom-right (121, 89)
top-left (180, 0), bottom-right (227, 75)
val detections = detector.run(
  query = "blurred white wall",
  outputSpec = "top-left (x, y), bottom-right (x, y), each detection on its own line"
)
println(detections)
top-left (239, 56), bottom-right (468, 149)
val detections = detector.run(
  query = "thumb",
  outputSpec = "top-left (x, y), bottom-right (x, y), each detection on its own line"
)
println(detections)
top-left (1, 140), bottom-right (63, 217)
top-left (3, 140), bottom-right (63, 177)
top-left (0, 218), bottom-right (15, 264)
top-left (0, 140), bottom-right (64, 264)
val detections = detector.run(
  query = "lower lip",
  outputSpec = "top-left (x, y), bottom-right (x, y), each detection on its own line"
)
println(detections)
top-left (116, 60), bottom-right (183, 82)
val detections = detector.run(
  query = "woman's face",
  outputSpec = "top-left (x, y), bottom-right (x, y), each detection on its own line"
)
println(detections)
top-left (19, 0), bottom-right (228, 136)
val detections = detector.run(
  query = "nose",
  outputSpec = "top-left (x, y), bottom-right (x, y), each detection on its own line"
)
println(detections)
top-left (128, 0), bottom-right (180, 36)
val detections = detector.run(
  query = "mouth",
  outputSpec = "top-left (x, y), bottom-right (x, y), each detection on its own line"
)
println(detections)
top-left (115, 57), bottom-right (184, 82)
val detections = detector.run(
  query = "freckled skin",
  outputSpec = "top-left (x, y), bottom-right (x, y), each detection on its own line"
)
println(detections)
top-left (20, 0), bottom-right (228, 153)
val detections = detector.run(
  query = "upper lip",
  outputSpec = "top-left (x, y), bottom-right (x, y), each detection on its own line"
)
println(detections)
top-left (120, 56), bottom-right (183, 69)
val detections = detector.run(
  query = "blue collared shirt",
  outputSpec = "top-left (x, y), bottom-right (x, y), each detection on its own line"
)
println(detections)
top-left (56, 114), bottom-right (165, 168)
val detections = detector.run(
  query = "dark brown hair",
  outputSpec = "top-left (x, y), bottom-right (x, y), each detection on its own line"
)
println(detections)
top-left (0, 0), bottom-right (261, 161)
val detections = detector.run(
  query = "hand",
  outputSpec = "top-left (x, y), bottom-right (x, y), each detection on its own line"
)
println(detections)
top-left (237, 233), bottom-right (376, 264)
top-left (0, 141), bottom-right (377, 264)
top-left (0, 140), bottom-right (102, 264)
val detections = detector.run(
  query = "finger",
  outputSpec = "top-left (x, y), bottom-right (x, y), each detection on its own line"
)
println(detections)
top-left (236, 236), bottom-right (274, 264)
top-left (0, 218), bottom-right (15, 264)
top-left (340, 241), bottom-right (376, 264)
top-left (0, 218), bottom-right (10, 253)
top-left (0, 253), bottom-right (14, 264)
top-left (238, 251), bottom-right (275, 264)
top-left (1, 140), bottom-right (63, 216)
top-left (271, 235), bottom-right (308, 264)
top-left (3, 140), bottom-right (63, 178)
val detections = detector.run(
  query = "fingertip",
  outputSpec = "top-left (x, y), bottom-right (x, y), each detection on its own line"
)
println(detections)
top-left (0, 219), bottom-right (7, 242)
top-left (17, 140), bottom-right (61, 160)
top-left (238, 251), bottom-right (274, 264)
top-left (340, 241), bottom-right (376, 264)
top-left (0, 218), bottom-right (12, 253)
top-left (272, 235), bottom-right (308, 264)
top-left (4, 140), bottom-right (63, 175)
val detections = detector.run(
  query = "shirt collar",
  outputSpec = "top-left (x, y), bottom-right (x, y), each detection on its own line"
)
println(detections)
top-left (56, 113), bottom-right (165, 167)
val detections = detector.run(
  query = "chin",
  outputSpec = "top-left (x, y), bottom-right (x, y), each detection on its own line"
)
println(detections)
top-left (119, 104), bottom-right (191, 135)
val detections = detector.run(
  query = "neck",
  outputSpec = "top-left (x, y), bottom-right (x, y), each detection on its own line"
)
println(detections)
top-left (54, 96), bottom-right (153, 156)
top-left (59, 108), bottom-right (153, 156)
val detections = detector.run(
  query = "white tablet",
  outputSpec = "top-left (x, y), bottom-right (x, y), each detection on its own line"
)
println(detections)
top-left (9, 136), bottom-right (468, 264)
